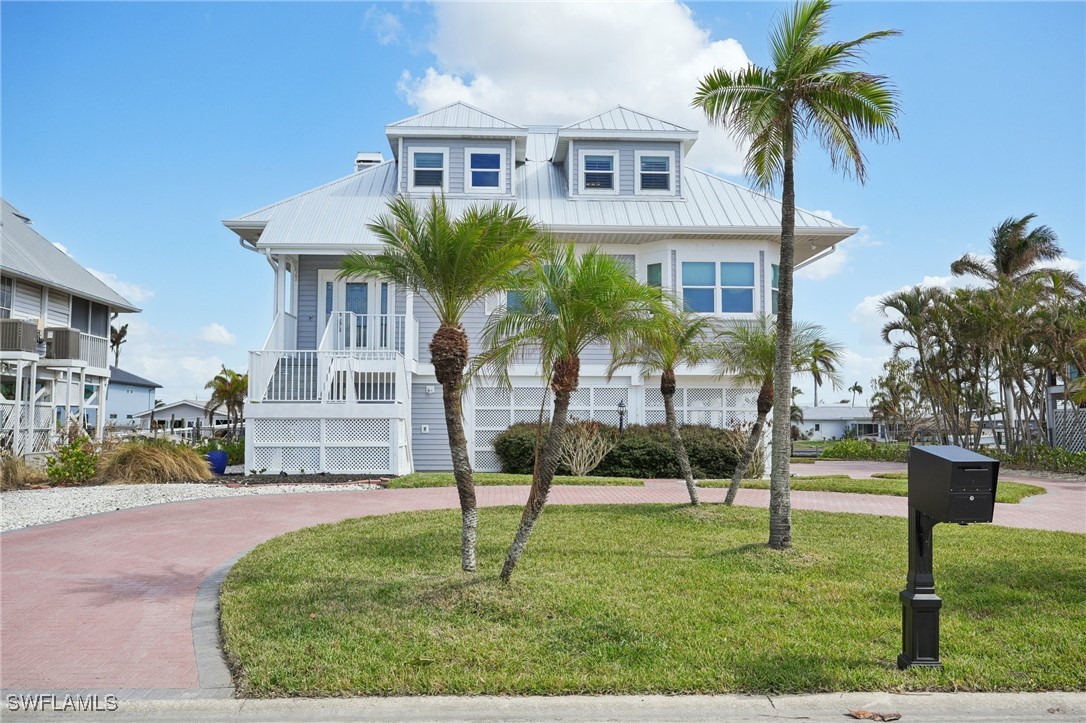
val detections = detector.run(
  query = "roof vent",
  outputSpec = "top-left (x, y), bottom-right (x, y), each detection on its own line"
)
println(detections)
top-left (355, 152), bottom-right (384, 172)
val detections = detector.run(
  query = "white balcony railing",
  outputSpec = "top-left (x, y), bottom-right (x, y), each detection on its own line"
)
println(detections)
top-left (249, 350), bottom-right (407, 404)
top-left (320, 312), bottom-right (413, 358)
top-left (79, 333), bottom-right (109, 369)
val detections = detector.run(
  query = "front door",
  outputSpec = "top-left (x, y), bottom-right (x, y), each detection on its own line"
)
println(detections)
top-left (318, 271), bottom-right (393, 349)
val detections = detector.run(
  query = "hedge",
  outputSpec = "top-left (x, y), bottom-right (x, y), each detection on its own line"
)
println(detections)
top-left (493, 422), bottom-right (749, 479)
top-left (818, 439), bottom-right (910, 463)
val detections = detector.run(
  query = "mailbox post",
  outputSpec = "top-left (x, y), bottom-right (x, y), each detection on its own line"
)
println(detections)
top-left (899, 445), bottom-right (999, 670)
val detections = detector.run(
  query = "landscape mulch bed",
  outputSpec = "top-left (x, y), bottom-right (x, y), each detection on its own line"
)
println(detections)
top-left (221, 473), bottom-right (390, 487)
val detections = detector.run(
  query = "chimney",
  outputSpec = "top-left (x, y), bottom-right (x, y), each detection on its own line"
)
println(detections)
top-left (354, 152), bottom-right (384, 172)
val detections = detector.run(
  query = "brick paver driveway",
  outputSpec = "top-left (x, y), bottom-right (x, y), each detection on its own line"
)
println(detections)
top-left (1, 464), bottom-right (1081, 696)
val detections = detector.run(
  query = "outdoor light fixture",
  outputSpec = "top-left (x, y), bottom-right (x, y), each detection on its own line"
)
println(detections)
top-left (617, 400), bottom-right (626, 432)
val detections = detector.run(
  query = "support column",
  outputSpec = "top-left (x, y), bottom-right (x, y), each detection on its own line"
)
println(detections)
top-left (13, 362), bottom-right (24, 455)
top-left (78, 367), bottom-right (87, 434)
top-left (96, 380), bottom-right (108, 440)
top-left (273, 255), bottom-right (287, 348)
top-left (28, 361), bottom-right (38, 452)
top-left (405, 290), bottom-right (416, 363)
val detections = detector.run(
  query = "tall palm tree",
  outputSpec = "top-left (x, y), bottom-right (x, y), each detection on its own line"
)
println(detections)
top-left (204, 366), bottom-right (248, 439)
top-left (808, 337), bottom-right (836, 407)
top-left (342, 195), bottom-right (545, 572)
top-left (951, 214), bottom-right (1075, 286)
top-left (849, 381), bottom-right (863, 406)
top-left (693, 0), bottom-right (900, 549)
top-left (713, 315), bottom-right (842, 507)
top-left (609, 306), bottom-right (716, 506)
top-left (475, 245), bottom-right (667, 582)
top-left (110, 324), bottom-right (128, 367)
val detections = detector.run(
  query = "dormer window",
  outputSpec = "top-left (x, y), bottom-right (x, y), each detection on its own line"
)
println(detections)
top-left (636, 151), bottom-right (675, 195)
top-left (466, 149), bottom-right (504, 193)
top-left (408, 148), bottom-right (447, 192)
top-left (581, 151), bottom-right (618, 194)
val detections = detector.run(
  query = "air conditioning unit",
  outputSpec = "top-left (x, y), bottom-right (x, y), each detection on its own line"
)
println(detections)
top-left (0, 319), bottom-right (39, 353)
top-left (45, 327), bottom-right (81, 360)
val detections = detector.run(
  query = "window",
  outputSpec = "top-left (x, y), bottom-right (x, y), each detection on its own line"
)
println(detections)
top-left (408, 148), bottom-right (447, 191)
top-left (771, 264), bottom-right (780, 314)
top-left (635, 151), bottom-right (675, 194)
top-left (646, 263), bottom-right (662, 288)
top-left (681, 262), bottom-right (715, 312)
top-left (109, 413), bottom-right (118, 419)
top-left (70, 297), bottom-right (109, 336)
top-left (720, 262), bottom-right (754, 313)
top-left (581, 150), bottom-right (618, 193)
top-left (681, 261), bottom-right (756, 314)
top-left (0, 276), bottom-right (11, 319)
top-left (814, 423), bottom-right (821, 432)
top-left (466, 149), bottom-right (503, 192)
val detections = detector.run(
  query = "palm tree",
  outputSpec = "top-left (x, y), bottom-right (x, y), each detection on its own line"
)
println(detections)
top-left (342, 195), bottom-right (545, 572)
top-left (204, 366), bottom-right (248, 439)
top-left (609, 306), bottom-right (716, 506)
top-left (475, 245), bottom-right (667, 582)
top-left (849, 381), bottom-right (863, 406)
top-left (808, 337), bottom-right (836, 407)
top-left (713, 315), bottom-right (842, 507)
top-left (110, 324), bottom-right (128, 367)
top-left (951, 214), bottom-right (1075, 286)
top-left (693, 0), bottom-right (900, 549)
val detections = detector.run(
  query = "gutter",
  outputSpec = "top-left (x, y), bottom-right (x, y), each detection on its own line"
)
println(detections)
top-left (796, 243), bottom-right (837, 271)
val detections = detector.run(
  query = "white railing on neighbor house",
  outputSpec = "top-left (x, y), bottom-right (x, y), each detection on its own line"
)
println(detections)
top-left (1, 401), bottom-right (57, 454)
top-left (320, 312), bottom-right (414, 358)
top-left (249, 350), bottom-right (408, 404)
top-left (79, 333), bottom-right (109, 369)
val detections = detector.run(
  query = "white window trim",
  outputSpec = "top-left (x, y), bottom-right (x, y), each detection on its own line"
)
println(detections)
top-left (407, 147), bottom-right (448, 193)
top-left (635, 150), bottom-right (676, 196)
top-left (679, 257), bottom-right (758, 316)
top-left (579, 149), bottom-right (620, 196)
top-left (464, 147), bottom-right (505, 194)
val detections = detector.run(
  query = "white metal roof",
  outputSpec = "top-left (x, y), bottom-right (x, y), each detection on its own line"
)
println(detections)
top-left (132, 399), bottom-right (228, 418)
top-left (800, 406), bottom-right (875, 422)
top-left (386, 101), bottom-right (525, 131)
top-left (1, 199), bottom-right (139, 312)
top-left (563, 106), bottom-right (695, 133)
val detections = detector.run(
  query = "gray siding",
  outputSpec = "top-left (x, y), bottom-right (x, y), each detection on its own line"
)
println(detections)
top-left (410, 384), bottom-right (453, 471)
top-left (47, 290), bottom-right (70, 326)
top-left (570, 141), bottom-right (682, 198)
top-left (12, 280), bottom-right (41, 320)
top-left (401, 139), bottom-right (512, 196)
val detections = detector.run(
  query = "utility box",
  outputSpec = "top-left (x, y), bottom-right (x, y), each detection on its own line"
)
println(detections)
top-left (908, 445), bottom-right (999, 524)
top-left (0, 319), bottom-right (39, 353)
top-left (45, 327), bottom-right (81, 360)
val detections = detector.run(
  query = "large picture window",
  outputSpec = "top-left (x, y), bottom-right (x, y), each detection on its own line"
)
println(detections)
top-left (581, 150), bottom-right (618, 193)
top-left (408, 148), bottom-right (447, 191)
top-left (681, 261), bottom-right (756, 314)
top-left (466, 149), bottom-right (504, 192)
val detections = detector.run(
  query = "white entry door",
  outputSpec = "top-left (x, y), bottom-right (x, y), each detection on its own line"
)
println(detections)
top-left (317, 271), bottom-right (393, 349)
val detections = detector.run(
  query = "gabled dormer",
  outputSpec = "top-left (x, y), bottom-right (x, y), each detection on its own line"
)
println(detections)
top-left (385, 102), bottom-right (529, 198)
top-left (552, 107), bottom-right (698, 200)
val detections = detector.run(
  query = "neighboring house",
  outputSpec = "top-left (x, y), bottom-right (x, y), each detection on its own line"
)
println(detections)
top-left (223, 102), bottom-right (856, 475)
top-left (1, 199), bottom-right (140, 455)
top-left (107, 367), bottom-right (162, 430)
top-left (798, 406), bottom-right (883, 441)
top-left (1045, 364), bottom-right (1084, 452)
top-left (132, 399), bottom-right (228, 433)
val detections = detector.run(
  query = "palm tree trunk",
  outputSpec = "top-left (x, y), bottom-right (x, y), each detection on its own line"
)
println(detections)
top-left (500, 357), bottom-right (577, 582)
top-left (725, 382), bottom-right (773, 506)
top-left (431, 323), bottom-right (477, 572)
top-left (661, 370), bottom-right (697, 506)
top-left (768, 127), bottom-right (795, 550)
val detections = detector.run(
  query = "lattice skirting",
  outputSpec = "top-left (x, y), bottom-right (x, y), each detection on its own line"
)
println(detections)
top-left (1052, 409), bottom-right (1086, 452)
top-left (645, 386), bottom-right (758, 427)
top-left (248, 417), bottom-right (395, 474)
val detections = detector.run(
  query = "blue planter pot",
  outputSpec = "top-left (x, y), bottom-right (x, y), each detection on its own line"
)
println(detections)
top-left (207, 450), bottom-right (228, 476)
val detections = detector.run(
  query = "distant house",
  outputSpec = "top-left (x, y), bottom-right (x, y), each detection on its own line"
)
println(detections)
top-left (107, 367), bottom-right (161, 430)
top-left (798, 406), bottom-right (883, 441)
top-left (223, 102), bottom-right (857, 475)
top-left (132, 400), bottom-right (228, 433)
top-left (1, 199), bottom-right (140, 455)
top-left (1045, 364), bottom-right (1084, 452)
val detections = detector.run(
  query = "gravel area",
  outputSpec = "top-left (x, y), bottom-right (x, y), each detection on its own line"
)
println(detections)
top-left (1, 481), bottom-right (383, 533)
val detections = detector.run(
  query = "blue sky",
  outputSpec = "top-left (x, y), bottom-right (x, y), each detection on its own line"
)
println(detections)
top-left (3, 1), bottom-right (1083, 404)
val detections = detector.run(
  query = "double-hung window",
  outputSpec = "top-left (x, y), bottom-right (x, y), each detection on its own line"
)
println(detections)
top-left (581, 151), bottom-right (618, 193)
top-left (771, 264), bottom-right (780, 314)
top-left (465, 149), bottom-right (504, 192)
top-left (681, 261), bottom-right (756, 314)
top-left (0, 276), bottom-right (12, 319)
top-left (408, 148), bottom-right (447, 192)
top-left (635, 151), bottom-right (674, 194)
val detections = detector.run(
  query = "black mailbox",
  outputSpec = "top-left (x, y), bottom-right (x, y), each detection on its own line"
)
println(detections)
top-left (908, 445), bottom-right (999, 524)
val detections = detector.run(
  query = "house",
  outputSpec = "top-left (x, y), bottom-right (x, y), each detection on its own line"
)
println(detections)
top-left (797, 406), bottom-right (884, 441)
top-left (106, 367), bottom-right (162, 430)
top-left (131, 399), bottom-right (228, 435)
top-left (223, 102), bottom-right (856, 475)
top-left (1045, 365), bottom-right (1084, 452)
top-left (1, 199), bottom-right (140, 455)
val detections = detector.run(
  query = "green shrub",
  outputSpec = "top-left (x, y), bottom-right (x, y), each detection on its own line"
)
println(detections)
top-left (493, 423), bottom-right (746, 479)
top-left (984, 445), bottom-right (1086, 475)
top-left (46, 436), bottom-right (98, 485)
top-left (819, 439), bottom-right (909, 462)
top-left (196, 437), bottom-right (245, 465)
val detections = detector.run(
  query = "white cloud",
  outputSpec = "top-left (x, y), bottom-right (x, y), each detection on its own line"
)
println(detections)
top-left (114, 318), bottom-right (238, 403)
top-left (849, 274), bottom-right (970, 345)
top-left (797, 210), bottom-right (884, 281)
top-left (52, 242), bottom-right (71, 256)
top-left (88, 268), bottom-right (155, 303)
top-left (363, 5), bottom-right (403, 46)
top-left (397, 1), bottom-right (751, 174)
top-left (1042, 256), bottom-right (1084, 275)
top-left (199, 323), bottom-right (237, 346)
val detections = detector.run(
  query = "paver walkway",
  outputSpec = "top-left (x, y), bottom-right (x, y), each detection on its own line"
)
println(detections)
top-left (1, 464), bottom-right (1081, 697)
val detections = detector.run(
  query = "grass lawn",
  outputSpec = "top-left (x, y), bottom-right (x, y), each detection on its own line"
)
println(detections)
top-left (220, 505), bottom-right (1085, 696)
top-left (698, 475), bottom-right (1045, 504)
top-left (872, 472), bottom-right (908, 480)
top-left (389, 472), bottom-right (643, 488)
